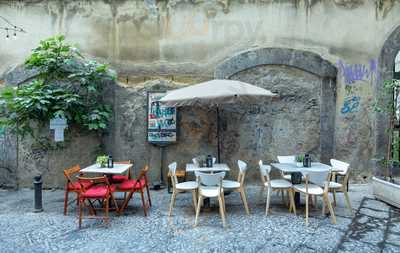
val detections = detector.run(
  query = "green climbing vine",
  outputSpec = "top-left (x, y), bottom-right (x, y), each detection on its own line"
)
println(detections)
top-left (0, 35), bottom-right (115, 144)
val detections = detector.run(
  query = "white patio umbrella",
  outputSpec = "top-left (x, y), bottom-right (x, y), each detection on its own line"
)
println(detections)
top-left (159, 79), bottom-right (278, 162)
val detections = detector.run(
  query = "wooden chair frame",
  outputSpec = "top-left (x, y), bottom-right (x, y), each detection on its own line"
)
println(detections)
top-left (223, 161), bottom-right (250, 215)
top-left (259, 163), bottom-right (296, 216)
top-left (77, 176), bottom-right (118, 229)
top-left (293, 172), bottom-right (336, 226)
top-left (168, 163), bottom-right (198, 216)
top-left (112, 160), bottom-right (133, 183)
top-left (63, 165), bottom-right (83, 215)
top-left (195, 172), bottom-right (227, 228)
top-left (118, 165), bottom-right (152, 216)
top-left (330, 169), bottom-right (352, 212)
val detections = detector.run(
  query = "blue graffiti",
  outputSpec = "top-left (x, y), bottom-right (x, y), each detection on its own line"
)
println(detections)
top-left (338, 59), bottom-right (378, 86)
top-left (341, 96), bottom-right (360, 114)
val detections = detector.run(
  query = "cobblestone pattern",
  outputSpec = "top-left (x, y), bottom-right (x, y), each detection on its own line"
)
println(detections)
top-left (0, 185), bottom-right (398, 253)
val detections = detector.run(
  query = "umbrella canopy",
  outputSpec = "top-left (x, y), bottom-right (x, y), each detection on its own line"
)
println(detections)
top-left (158, 79), bottom-right (278, 163)
top-left (159, 79), bottom-right (277, 107)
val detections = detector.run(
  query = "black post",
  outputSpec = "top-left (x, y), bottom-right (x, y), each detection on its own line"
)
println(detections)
top-left (216, 107), bottom-right (221, 163)
top-left (33, 175), bottom-right (43, 212)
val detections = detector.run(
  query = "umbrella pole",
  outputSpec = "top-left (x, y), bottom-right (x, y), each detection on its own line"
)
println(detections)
top-left (217, 107), bottom-right (221, 163)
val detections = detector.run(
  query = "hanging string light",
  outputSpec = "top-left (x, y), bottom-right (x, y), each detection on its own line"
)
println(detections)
top-left (0, 15), bottom-right (26, 40)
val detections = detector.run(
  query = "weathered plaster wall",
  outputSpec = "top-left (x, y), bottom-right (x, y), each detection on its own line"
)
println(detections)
top-left (1, 0), bottom-right (400, 187)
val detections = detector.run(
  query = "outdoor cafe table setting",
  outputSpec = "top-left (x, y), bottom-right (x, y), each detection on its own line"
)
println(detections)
top-left (271, 162), bottom-right (340, 206)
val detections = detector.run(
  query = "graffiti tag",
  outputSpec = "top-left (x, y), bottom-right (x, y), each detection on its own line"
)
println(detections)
top-left (337, 59), bottom-right (378, 86)
top-left (341, 96), bottom-right (360, 114)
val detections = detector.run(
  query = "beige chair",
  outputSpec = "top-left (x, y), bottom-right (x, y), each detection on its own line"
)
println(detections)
top-left (259, 160), bottom-right (296, 215)
top-left (277, 155), bottom-right (296, 181)
top-left (293, 169), bottom-right (336, 225)
top-left (222, 160), bottom-right (250, 215)
top-left (168, 162), bottom-right (198, 216)
top-left (329, 159), bottom-right (352, 212)
top-left (195, 171), bottom-right (226, 227)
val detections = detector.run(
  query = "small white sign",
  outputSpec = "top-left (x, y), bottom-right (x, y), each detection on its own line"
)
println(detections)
top-left (50, 116), bottom-right (67, 142)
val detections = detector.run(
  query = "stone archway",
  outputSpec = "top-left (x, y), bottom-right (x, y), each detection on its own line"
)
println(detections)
top-left (214, 48), bottom-right (337, 165)
top-left (375, 26), bottom-right (400, 160)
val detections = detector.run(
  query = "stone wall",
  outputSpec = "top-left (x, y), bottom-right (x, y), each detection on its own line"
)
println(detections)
top-left (1, 0), bottom-right (400, 187)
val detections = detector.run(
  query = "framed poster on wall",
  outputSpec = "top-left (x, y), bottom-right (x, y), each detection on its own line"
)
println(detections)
top-left (147, 92), bottom-right (177, 144)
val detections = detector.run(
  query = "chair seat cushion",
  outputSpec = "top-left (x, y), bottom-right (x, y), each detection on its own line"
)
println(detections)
top-left (267, 179), bottom-right (292, 189)
top-left (118, 179), bottom-right (146, 191)
top-left (68, 181), bottom-right (93, 191)
top-left (111, 175), bottom-right (129, 183)
top-left (222, 180), bottom-right (240, 189)
top-left (81, 184), bottom-right (116, 198)
top-left (176, 181), bottom-right (198, 190)
top-left (329, 181), bottom-right (343, 189)
top-left (199, 186), bottom-right (222, 198)
top-left (293, 183), bottom-right (324, 195)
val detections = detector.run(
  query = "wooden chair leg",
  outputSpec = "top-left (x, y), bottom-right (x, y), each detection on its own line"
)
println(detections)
top-left (266, 187), bottom-right (271, 216)
top-left (110, 193), bottom-right (119, 212)
top-left (305, 194), bottom-right (309, 226)
top-left (105, 197), bottom-right (109, 226)
top-left (146, 185), bottom-right (152, 207)
top-left (169, 191), bottom-right (177, 216)
top-left (218, 195), bottom-right (226, 228)
top-left (343, 189), bottom-right (353, 213)
top-left (194, 196), bottom-right (203, 227)
top-left (332, 190), bottom-right (337, 206)
top-left (240, 188), bottom-right (250, 215)
top-left (191, 190), bottom-right (197, 211)
top-left (325, 193), bottom-right (336, 224)
top-left (119, 191), bottom-right (134, 214)
top-left (64, 190), bottom-right (69, 215)
top-left (140, 189), bottom-right (148, 216)
top-left (289, 190), bottom-right (296, 215)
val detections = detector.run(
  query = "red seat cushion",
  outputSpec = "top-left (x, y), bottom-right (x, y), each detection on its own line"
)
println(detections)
top-left (111, 175), bottom-right (129, 183)
top-left (67, 181), bottom-right (93, 191)
top-left (119, 179), bottom-right (146, 191)
top-left (81, 184), bottom-right (116, 199)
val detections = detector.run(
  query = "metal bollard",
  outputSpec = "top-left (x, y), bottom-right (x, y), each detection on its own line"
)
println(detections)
top-left (33, 175), bottom-right (43, 212)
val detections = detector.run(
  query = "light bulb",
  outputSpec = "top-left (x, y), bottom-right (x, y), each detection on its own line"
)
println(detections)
top-left (13, 32), bottom-right (16, 39)
top-left (5, 34), bottom-right (9, 40)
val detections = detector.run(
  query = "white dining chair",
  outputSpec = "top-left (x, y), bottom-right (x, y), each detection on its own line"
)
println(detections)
top-left (259, 160), bottom-right (296, 216)
top-left (222, 160), bottom-right (250, 215)
top-left (168, 162), bottom-right (198, 216)
top-left (329, 159), bottom-right (352, 212)
top-left (293, 169), bottom-right (336, 225)
top-left (194, 171), bottom-right (226, 227)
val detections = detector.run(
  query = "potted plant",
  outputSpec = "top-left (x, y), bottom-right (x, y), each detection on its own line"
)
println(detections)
top-left (296, 155), bottom-right (304, 167)
top-left (96, 155), bottom-right (108, 168)
top-left (372, 78), bottom-right (400, 208)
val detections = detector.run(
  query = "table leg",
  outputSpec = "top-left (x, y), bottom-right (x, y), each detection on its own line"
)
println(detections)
top-left (291, 172), bottom-right (303, 207)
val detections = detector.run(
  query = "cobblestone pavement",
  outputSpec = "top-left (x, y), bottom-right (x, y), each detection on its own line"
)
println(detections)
top-left (0, 184), bottom-right (399, 253)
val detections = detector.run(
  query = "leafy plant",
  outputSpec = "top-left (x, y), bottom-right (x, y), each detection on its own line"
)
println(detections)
top-left (0, 35), bottom-right (115, 143)
top-left (296, 154), bottom-right (304, 163)
top-left (96, 155), bottom-right (108, 167)
top-left (373, 79), bottom-right (400, 181)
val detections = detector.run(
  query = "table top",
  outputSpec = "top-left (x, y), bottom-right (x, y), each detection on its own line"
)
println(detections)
top-left (271, 162), bottom-right (336, 173)
top-left (81, 163), bottom-right (132, 174)
top-left (186, 163), bottom-right (230, 172)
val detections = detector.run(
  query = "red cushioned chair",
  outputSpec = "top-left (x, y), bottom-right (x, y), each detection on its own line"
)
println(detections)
top-left (77, 176), bottom-right (118, 229)
top-left (118, 165), bottom-right (151, 216)
top-left (111, 160), bottom-right (132, 183)
top-left (63, 165), bottom-right (93, 215)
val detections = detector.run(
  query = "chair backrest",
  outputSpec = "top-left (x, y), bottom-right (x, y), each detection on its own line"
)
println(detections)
top-left (63, 165), bottom-right (81, 183)
top-left (76, 176), bottom-right (110, 192)
top-left (168, 162), bottom-right (178, 187)
top-left (258, 160), bottom-right (271, 185)
top-left (197, 172), bottom-right (225, 186)
top-left (237, 160), bottom-right (248, 184)
top-left (330, 159), bottom-right (350, 175)
top-left (137, 165), bottom-right (150, 184)
top-left (212, 157), bottom-right (217, 164)
top-left (114, 160), bottom-right (131, 165)
top-left (302, 170), bottom-right (331, 191)
top-left (277, 155), bottom-right (296, 163)
top-left (192, 158), bottom-right (199, 167)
